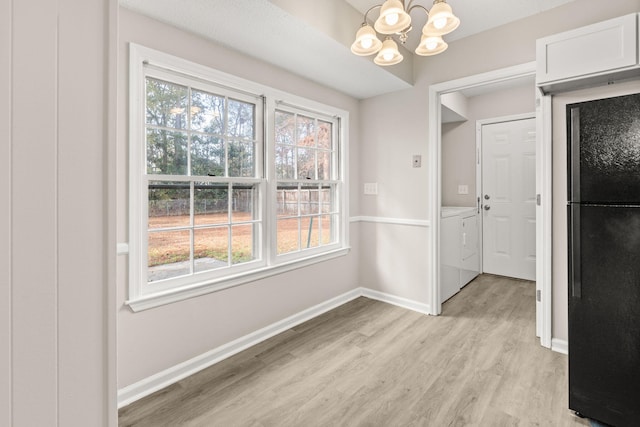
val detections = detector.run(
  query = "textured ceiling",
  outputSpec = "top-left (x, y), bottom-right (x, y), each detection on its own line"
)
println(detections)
top-left (120, 0), bottom-right (577, 99)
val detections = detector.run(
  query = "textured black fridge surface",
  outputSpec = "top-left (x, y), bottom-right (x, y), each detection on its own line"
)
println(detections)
top-left (568, 205), bottom-right (640, 427)
top-left (569, 93), bottom-right (640, 204)
top-left (567, 92), bottom-right (640, 427)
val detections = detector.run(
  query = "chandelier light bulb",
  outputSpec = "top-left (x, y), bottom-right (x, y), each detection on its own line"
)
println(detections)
top-left (350, 24), bottom-right (382, 56)
top-left (374, 0), bottom-right (411, 34)
top-left (424, 1), bottom-right (460, 36)
top-left (385, 12), bottom-right (399, 26)
top-left (425, 38), bottom-right (438, 50)
top-left (374, 37), bottom-right (403, 65)
top-left (433, 17), bottom-right (447, 29)
top-left (415, 33), bottom-right (448, 56)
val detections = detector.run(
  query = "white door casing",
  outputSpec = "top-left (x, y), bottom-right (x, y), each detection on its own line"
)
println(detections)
top-left (428, 61), bottom-right (551, 350)
top-left (480, 116), bottom-right (536, 281)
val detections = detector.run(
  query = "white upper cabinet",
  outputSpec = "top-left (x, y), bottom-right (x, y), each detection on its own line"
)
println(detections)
top-left (537, 14), bottom-right (639, 92)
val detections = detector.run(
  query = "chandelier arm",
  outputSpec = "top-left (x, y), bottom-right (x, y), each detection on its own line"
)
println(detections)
top-left (406, 4), bottom-right (430, 17)
top-left (362, 4), bottom-right (383, 26)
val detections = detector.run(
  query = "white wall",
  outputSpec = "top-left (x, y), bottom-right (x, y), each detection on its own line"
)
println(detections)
top-left (117, 8), bottom-right (361, 389)
top-left (442, 84), bottom-right (536, 207)
top-left (358, 0), bottom-right (640, 339)
top-left (4, 0), bottom-right (115, 425)
top-left (1, 1), bottom-right (11, 425)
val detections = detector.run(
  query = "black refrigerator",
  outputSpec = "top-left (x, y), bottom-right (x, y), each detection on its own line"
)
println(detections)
top-left (567, 93), bottom-right (640, 427)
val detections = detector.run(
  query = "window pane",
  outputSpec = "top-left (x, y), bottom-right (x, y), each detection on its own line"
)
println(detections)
top-left (145, 77), bottom-right (188, 129)
top-left (301, 216), bottom-right (320, 249)
top-left (320, 186), bottom-right (334, 214)
top-left (277, 184), bottom-right (298, 217)
top-left (321, 215), bottom-right (336, 245)
top-left (297, 147), bottom-right (315, 180)
top-left (148, 181), bottom-right (190, 229)
top-left (227, 99), bottom-right (254, 139)
top-left (194, 183), bottom-right (228, 226)
top-left (148, 229), bottom-right (191, 282)
top-left (190, 89), bottom-right (224, 134)
top-left (277, 218), bottom-right (299, 254)
top-left (228, 140), bottom-right (254, 177)
top-left (146, 129), bottom-right (188, 175)
top-left (275, 111), bottom-right (294, 145)
top-left (232, 185), bottom-right (257, 223)
top-left (297, 115), bottom-right (315, 147)
top-left (276, 144), bottom-right (295, 179)
top-left (318, 150), bottom-right (331, 181)
top-left (232, 225), bottom-right (255, 265)
top-left (194, 227), bottom-right (228, 273)
top-left (191, 135), bottom-right (224, 177)
top-left (318, 120), bottom-right (332, 150)
top-left (300, 184), bottom-right (320, 215)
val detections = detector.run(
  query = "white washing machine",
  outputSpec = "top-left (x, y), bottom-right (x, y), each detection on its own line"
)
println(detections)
top-left (440, 207), bottom-right (479, 303)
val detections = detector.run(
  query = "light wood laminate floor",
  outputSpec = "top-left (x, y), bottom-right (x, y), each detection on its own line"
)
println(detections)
top-left (119, 274), bottom-right (589, 426)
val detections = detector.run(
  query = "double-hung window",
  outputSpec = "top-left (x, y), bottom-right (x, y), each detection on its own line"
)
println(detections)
top-left (274, 107), bottom-right (340, 257)
top-left (128, 45), bottom-right (348, 310)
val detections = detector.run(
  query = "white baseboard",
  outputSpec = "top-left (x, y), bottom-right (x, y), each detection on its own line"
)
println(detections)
top-left (551, 338), bottom-right (568, 355)
top-left (117, 287), bottom-right (430, 408)
top-left (119, 288), bottom-right (362, 408)
top-left (360, 288), bottom-right (431, 315)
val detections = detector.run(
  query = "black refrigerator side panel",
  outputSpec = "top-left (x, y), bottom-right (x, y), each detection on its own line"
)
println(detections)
top-left (568, 205), bottom-right (640, 427)
top-left (567, 93), bottom-right (640, 204)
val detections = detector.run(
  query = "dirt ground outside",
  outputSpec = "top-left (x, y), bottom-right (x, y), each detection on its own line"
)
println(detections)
top-left (148, 212), bottom-right (333, 267)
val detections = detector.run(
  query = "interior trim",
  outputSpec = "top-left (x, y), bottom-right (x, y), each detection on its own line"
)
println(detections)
top-left (361, 288), bottom-right (431, 314)
top-left (117, 286), bottom-right (430, 408)
top-left (427, 62), bottom-right (552, 354)
top-left (350, 216), bottom-right (430, 227)
top-left (551, 338), bottom-right (569, 355)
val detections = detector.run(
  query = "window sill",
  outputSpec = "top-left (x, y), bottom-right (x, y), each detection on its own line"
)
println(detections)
top-left (125, 247), bottom-right (351, 312)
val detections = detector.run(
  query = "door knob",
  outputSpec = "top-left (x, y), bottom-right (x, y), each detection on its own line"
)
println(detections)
top-left (484, 194), bottom-right (490, 200)
top-left (484, 205), bottom-right (491, 211)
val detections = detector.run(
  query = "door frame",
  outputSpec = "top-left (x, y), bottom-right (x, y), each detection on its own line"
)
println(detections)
top-left (428, 61), bottom-right (552, 349)
top-left (475, 113), bottom-right (536, 280)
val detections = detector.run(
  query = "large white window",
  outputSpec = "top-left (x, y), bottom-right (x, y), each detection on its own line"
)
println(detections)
top-left (128, 45), bottom-right (349, 310)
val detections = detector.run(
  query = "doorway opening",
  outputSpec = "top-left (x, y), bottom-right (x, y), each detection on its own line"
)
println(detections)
top-left (428, 62), bottom-right (552, 348)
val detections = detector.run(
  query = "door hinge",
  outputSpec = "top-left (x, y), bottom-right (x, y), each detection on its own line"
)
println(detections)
top-left (536, 290), bottom-right (541, 302)
top-left (536, 194), bottom-right (541, 206)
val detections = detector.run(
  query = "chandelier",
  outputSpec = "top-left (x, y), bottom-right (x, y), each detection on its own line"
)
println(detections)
top-left (350, 0), bottom-right (459, 66)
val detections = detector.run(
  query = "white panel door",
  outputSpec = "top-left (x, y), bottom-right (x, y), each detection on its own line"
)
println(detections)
top-left (482, 118), bottom-right (536, 281)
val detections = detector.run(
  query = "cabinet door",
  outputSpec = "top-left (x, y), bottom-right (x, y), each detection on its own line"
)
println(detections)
top-left (537, 13), bottom-right (637, 86)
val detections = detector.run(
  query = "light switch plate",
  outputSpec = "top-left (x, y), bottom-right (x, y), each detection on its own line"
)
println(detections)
top-left (458, 184), bottom-right (469, 195)
top-left (412, 155), bottom-right (422, 168)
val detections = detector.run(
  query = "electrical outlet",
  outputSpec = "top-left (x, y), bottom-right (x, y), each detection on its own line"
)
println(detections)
top-left (364, 183), bottom-right (378, 195)
top-left (458, 184), bottom-right (469, 195)
top-left (412, 155), bottom-right (422, 168)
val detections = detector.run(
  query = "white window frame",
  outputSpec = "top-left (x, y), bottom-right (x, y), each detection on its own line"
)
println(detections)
top-left (128, 44), bottom-right (349, 311)
top-left (271, 104), bottom-right (342, 261)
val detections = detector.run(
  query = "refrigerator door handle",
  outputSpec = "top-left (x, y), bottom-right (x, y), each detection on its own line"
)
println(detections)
top-left (570, 204), bottom-right (582, 298)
